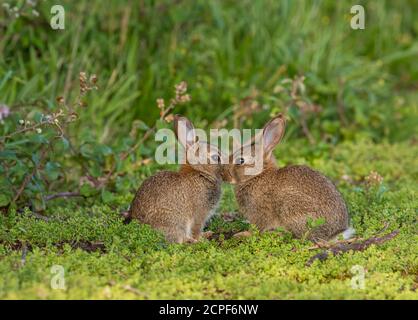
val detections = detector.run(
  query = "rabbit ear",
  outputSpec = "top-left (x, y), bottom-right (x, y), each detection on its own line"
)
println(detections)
top-left (262, 114), bottom-right (286, 157)
top-left (174, 115), bottom-right (196, 149)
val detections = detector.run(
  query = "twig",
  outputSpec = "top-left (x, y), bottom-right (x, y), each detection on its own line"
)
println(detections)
top-left (299, 110), bottom-right (315, 145)
top-left (284, 97), bottom-right (315, 145)
top-left (376, 221), bottom-right (390, 234)
top-left (123, 285), bottom-right (149, 298)
top-left (306, 230), bottom-right (399, 266)
top-left (31, 212), bottom-right (50, 221)
top-left (100, 104), bottom-right (175, 185)
top-left (12, 147), bottom-right (47, 203)
top-left (1, 110), bottom-right (65, 142)
top-left (308, 236), bottom-right (362, 250)
top-left (45, 191), bottom-right (83, 201)
top-left (16, 208), bottom-right (51, 221)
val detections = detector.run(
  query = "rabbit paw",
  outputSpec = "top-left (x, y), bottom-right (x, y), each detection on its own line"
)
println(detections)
top-left (185, 237), bottom-right (199, 244)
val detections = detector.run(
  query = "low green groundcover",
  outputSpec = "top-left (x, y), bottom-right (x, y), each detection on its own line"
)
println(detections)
top-left (0, 140), bottom-right (417, 299)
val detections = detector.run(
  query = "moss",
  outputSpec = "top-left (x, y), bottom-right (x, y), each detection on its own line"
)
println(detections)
top-left (0, 139), bottom-right (417, 299)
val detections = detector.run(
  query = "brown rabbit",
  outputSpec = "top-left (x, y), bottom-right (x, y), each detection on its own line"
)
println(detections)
top-left (130, 115), bottom-right (224, 243)
top-left (226, 114), bottom-right (351, 241)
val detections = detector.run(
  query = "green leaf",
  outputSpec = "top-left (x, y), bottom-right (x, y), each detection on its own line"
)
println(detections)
top-left (33, 112), bottom-right (43, 123)
top-left (101, 189), bottom-right (115, 204)
top-left (80, 144), bottom-right (93, 158)
top-left (94, 144), bottom-right (113, 156)
top-left (89, 162), bottom-right (102, 178)
top-left (0, 194), bottom-right (10, 207)
top-left (307, 217), bottom-right (326, 229)
top-left (80, 183), bottom-right (98, 197)
top-left (136, 120), bottom-right (149, 131)
top-left (59, 137), bottom-right (70, 151)
top-left (155, 119), bottom-right (168, 130)
top-left (45, 162), bottom-right (61, 180)
top-left (5, 139), bottom-right (30, 147)
top-left (0, 150), bottom-right (17, 160)
top-left (29, 134), bottom-right (49, 144)
top-left (288, 105), bottom-right (300, 119)
top-left (32, 196), bottom-right (46, 212)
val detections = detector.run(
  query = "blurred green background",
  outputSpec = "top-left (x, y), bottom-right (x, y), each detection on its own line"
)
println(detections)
top-left (1, 0), bottom-right (417, 143)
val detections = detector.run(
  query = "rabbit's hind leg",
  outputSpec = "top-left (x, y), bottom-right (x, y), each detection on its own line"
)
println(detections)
top-left (191, 221), bottom-right (203, 240)
top-left (160, 221), bottom-right (192, 243)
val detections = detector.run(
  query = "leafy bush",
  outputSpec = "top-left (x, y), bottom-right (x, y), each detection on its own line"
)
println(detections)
top-left (0, 73), bottom-right (193, 212)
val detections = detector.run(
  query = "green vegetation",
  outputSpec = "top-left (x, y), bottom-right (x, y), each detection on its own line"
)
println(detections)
top-left (0, 1), bottom-right (417, 299)
top-left (1, 139), bottom-right (417, 299)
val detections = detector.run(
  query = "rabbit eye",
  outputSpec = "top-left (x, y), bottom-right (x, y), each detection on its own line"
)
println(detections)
top-left (211, 154), bottom-right (221, 163)
top-left (238, 157), bottom-right (245, 165)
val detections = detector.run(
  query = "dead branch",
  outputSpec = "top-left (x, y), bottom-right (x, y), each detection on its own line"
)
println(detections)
top-left (12, 147), bottom-right (47, 203)
top-left (45, 191), bottom-right (83, 201)
top-left (123, 285), bottom-right (149, 298)
top-left (31, 212), bottom-right (50, 221)
top-left (299, 110), bottom-right (315, 145)
top-left (306, 230), bottom-right (400, 266)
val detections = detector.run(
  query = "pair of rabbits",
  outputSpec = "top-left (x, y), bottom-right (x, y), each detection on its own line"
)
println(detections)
top-left (129, 114), bottom-right (351, 243)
